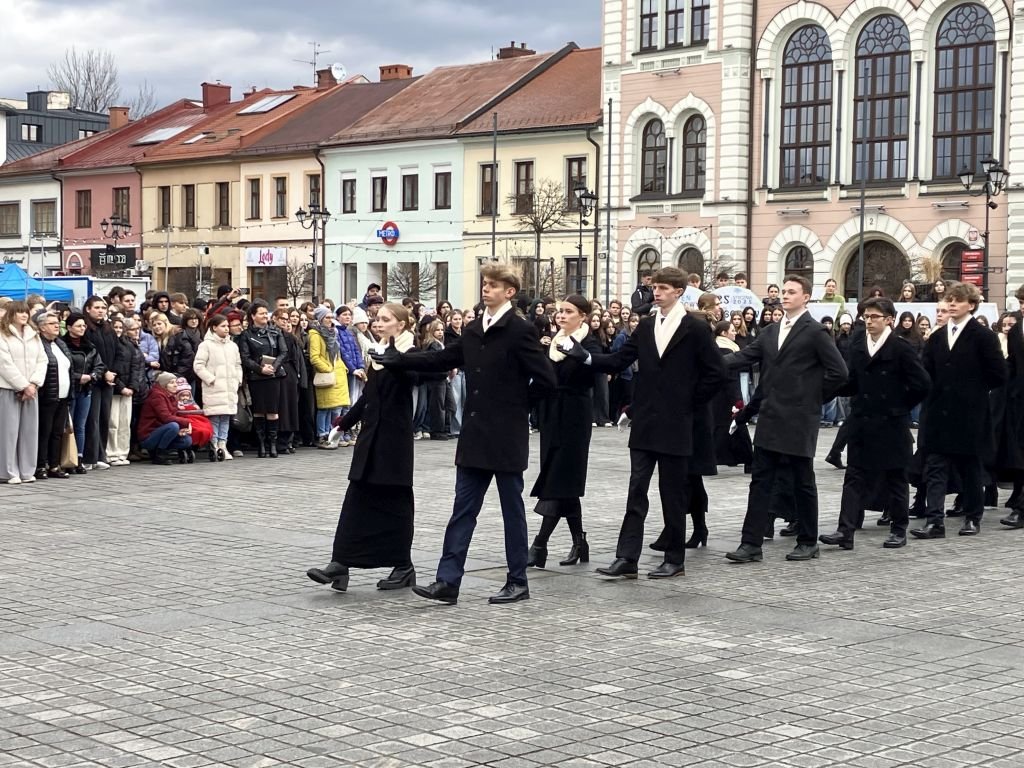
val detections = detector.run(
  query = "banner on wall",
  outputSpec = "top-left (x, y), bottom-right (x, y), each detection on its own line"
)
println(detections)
top-left (244, 247), bottom-right (287, 267)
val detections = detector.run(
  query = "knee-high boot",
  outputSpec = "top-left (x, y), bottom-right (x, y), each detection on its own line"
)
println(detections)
top-left (266, 422), bottom-right (279, 458)
top-left (253, 416), bottom-right (267, 458)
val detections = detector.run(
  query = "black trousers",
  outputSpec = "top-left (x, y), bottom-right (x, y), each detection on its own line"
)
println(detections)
top-left (37, 399), bottom-right (69, 470)
top-left (742, 448), bottom-right (818, 546)
top-left (925, 453), bottom-right (983, 525)
top-left (618, 449), bottom-right (690, 565)
top-left (426, 379), bottom-right (447, 435)
top-left (829, 420), bottom-right (850, 457)
top-left (838, 465), bottom-right (908, 537)
top-left (84, 385), bottom-right (112, 463)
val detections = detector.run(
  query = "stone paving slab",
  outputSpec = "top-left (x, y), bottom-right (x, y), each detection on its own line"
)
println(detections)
top-left (2, 426), bottom-right (1023, 767)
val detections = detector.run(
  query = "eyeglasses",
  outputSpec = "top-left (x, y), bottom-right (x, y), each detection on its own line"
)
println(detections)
top-left (862, 314), bottom-right (887, 320)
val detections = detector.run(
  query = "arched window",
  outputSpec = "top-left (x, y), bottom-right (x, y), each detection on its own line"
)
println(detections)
top-left (637, 247), bottom-right (660, 282)
top-left (854, 15), bottom-right (911, 182)
top-left (843, 240), bottom-right (910, 297)
top-left (681, 116), bottom-right (707, 192)
top-left (784, 245), bottom-right (814, 283)
top-left (780, 25), bottom-right (833, 187)
top-left (677, 247), bottom-right (704, 277)
top-left (940, 242), bottom-right (968, 281)
top-left (933, 4), bottom-right (996, 179)
top-left (640, 119), bottom-right (667, 194)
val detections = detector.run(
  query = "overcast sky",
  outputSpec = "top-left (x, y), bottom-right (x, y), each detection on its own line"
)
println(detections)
top-left (6, 0), bottom-right (601, 109)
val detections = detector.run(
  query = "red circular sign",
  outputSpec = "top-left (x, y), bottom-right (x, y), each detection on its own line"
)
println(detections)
top-left (376, 221), bottom-right (400, 247)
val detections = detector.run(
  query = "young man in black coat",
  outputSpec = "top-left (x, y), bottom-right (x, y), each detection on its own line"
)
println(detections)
top-left (83, 296), bottom-right (118, 468)
top-left (371, 264), bottom-right (556, 605)
top-left (723, 274), bottom-right (848, 564)
top-left (912, 281), bottom-right (1006, 538)
top-left (819, 297), bottom-right (930, 551)
top-left (564, 266), bottom-right (726, 578)
top-left (630, 270), bottom-right (654, 317)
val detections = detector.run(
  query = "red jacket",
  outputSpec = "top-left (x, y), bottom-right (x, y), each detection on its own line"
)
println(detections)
top-left (138, 386), bottom-right (191, 439)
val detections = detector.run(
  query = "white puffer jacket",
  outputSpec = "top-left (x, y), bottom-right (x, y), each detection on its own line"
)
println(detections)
top-left (0, 323), bottom-right (47, 393)
top-left (193, 330), bottom-right (243, 416)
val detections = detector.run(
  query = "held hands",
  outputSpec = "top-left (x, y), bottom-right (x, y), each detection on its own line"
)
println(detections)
top-left (354, 369), bottom-right (367, 381)
top-left (560, 337), bottom-right (590, 363)
top-left (260, 364), bottom-right (275, 376)
top-left (368, 337), bottom-right (402, 367)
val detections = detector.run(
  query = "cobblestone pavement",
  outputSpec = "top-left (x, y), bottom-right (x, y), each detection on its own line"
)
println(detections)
top-left (2, 427), bottom-right (1023, 768)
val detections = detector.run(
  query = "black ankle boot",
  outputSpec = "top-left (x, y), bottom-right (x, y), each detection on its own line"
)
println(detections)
top-left (526, 544), bottom-right (547, 568)
top-left (376, 565), bottom-right (416, 590)
top-left (254, 417), bottom-right (267, 458)
top-left (559, 532), bottom-right (589, 565)
top-left (685, 526), bottom-right (709, 548)
top-left (267, 425), bottom-right (279, 458)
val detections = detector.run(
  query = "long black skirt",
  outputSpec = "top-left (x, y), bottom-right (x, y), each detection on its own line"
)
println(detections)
top-left (331, 481), bottom-right (414, 568)
top-left (276, 370), bottom-right (300, 433)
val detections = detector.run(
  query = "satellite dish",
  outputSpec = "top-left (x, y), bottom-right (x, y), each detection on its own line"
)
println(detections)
top-left (330, 63), bottom-right (347, 82)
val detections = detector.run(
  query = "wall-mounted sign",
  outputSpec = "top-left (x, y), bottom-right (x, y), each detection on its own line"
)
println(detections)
top-left (90, 246), bottom-right (137, 270)
top-left (967, 227), bottom-right (980, 243)
top-left (66, 252), bottom-right (85, 271)
top-left (245, 247), bottom-right (287, 267)
top-left (376, 221), bottom-right (400, 246)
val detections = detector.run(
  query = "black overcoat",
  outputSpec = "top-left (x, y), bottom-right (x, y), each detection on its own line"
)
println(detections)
top-left (725, 312), bottom-right (848, 458)
top-left (918, 317), bottom-right (1006, 456)
top-left (712, 345), bottom-right (751, 467)
top-left (391, 308), bottom-right (556, 473)
top-left (340, 365), bottom-right (415, 486)
top-left (838, 331), bottom-right (930, 471)
top-left (589, 312), bottom-right (726, 457)
top-left (530, 331), bottom-right (602, 499)
top-left (994, 321), bottom-right (1024, 472)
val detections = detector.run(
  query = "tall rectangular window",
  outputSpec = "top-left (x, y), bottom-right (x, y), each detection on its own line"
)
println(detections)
top-left (640, 0), bottom-right (658, 50)
top-left (158, 186), bottom-right (171, 228)
top-left (434, 171), bottom-right (451, 209)
top-left (308, 174), bottom-right (321, 206)
top-left (566, 157), bottom-right (587, 209)
top-left (402, 173), bottom-right (419, 211)
top-left (480, 164), bottom-right (496, 215)
top-left (691, 0), bottom-right (710, 44)
top-left (0, 203), bottom-right (19, 236)
top-left (216, 182), bottom-right (230, 226)
top-left (76, 190), bottom-right (91, 229)
top-left (112, 187), bottom-right (130, 222)
top-left (273, 176), bottom-right (287, 217)
top-left (31, 201), bottom-right (56, 235)
top-left (372, 176), bottom-right (387, 212)
top-left (342, 179), bottom-right (356, 213)
top-left (435, 262), bottom-right (449, 302)
top-left (248, 178), bottom-right (261, 220)
top-left (514, 161), bottom-right (534, 214)
top-left (666, 0), bottom-right (685, 46)
top-left (182, 184), bottom-right (196, 227)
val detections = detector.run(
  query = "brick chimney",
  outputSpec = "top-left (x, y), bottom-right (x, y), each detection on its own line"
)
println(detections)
top-left (108, 106), bottom-right (130, 130)
top-left (201, 82), bottom-right (231, 109)
top-left (316, 68), bottom-right (338, 90)
top-left (379, 64), bottom-right (414, 81)
top-left (497, 41), bottom-right (536, 59)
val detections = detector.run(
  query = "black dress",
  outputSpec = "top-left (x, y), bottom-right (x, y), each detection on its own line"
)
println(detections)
top-left (276, 333), bottom-right (302, 434)
top-left (530, 332), bottom-right (603, 516)
top-left (332, 363), bottom-right (416, 568)
top-left (712, 345), bottom-right (753, 467)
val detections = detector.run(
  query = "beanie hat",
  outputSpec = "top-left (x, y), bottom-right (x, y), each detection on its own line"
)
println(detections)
top-left (313, 306), bottom-right (330, 322)
top-left (66, 311), bottom-right (86, 328)
top-left (217, 284), bottom-right (232, 299)
top-left (175, 377), bottom-right (189, 391)
top-left (838, 313), bottom-right (853, 326)
top-left (351, 307), bottom-right (369, 325)
top-left (156, 372), bottom-right (177, 389)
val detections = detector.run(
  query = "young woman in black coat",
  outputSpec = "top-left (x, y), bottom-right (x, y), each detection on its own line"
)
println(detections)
top-left (237, 300), bottom-right (287, 457)
top-left (527, 295), bottom-right (603, 567)
top-left (306, 303), bottom-right (419, 592)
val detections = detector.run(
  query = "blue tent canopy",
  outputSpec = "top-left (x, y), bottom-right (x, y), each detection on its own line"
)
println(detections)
top-left (0, 263), bottom-right (74, 302)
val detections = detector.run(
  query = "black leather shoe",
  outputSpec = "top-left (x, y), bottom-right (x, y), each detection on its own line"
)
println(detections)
top-left (412, 580), bottom-right (459, 605)
top-left (526, 545), bottom-right (547, 568)
top-left (786, 543), bottom-right (820, 560)
top-left (825, 453), bottom-right (845, 469)
top-left (488, 582), bottom-right (530, 604)
top-left (47, 468), bottom-right (69, 479)
top-left (307, 561), bottom-right (350, 592)
top-left (595, 558), bottom-right (638, 578)
top-left (876, 514), bottom-right (892, 526)
top-left (958, 520), bottom-right (980, 536)
top-left (74, 463), bottom-right (88, 475)
top-left (376, 566), bottom-right (416, 590)
top-left (778, 521), bottom-right (798, 537)
top-left (945, 501), bottom-right (965, 517)
top-left (818, 532), bottom-right (854, 550)
top-left (999, 510), bottom-right (1024, 528)
top-left (883, 533), bottom-right (907, 548)
top-left (725, 544), bottom-right (763, 563)
top-left (648, 561), bottom-right (685, 579)
top-left (910, 523), bottom-right (945, 539)
top-left (34, 467), bottom-right (48, 480)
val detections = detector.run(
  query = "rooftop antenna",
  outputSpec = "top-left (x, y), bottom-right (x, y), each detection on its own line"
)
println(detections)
top-left (293, 41), bottom-right (331, 86)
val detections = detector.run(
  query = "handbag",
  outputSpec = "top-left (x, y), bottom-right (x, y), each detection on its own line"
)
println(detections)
top-left (231, 405), bottom-right (253, 433)
top-left (60, 426), bottom-right (78, 470)
top-left (313, 370), bottom-right (336, 388)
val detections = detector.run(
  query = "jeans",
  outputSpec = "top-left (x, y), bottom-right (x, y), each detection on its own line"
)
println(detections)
top-left (316, 407), bottom-right (343, 437)
top-left (140, 422), bottom-right (192, 452)
top-left (210, 414), bottom-right (231, 443)
top-left (69, 389), bottom-right (92, 459)
top-left (821, 398), bottom-right (838, 425)
top-left (413, 383), bottom-right (429, 432)
top-left (739, 372), bottom-right (752, 405)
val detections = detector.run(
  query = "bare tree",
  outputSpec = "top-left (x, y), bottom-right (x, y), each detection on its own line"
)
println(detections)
top-left (700, 252), bottom-right (738, 292)
top-left (506, 178), bottom-right (574, 299)
top-left (48, 48), bottom-right (120, 113)
top-left (126, 79), bottom-right (158, 118)
top-left (387, 261), bottom-right (438, 302)
top-left (285, 259), bottom-right (313, 304)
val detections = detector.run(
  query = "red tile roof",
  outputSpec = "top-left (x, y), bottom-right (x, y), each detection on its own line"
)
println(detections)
top-left (0, 132), bottom-right (107, 176)
top-left (324, 46), bottom-right (578, 146)
top-left (456, 47), bottom-right (602, 135)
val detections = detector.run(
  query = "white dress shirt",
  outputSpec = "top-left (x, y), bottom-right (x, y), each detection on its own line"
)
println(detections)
top-left (778, 309), bottom-right (807, 350)
top-left (947, 315), bottom-right (971, 349)
top-left (482, 301), bottom-right (513, 332)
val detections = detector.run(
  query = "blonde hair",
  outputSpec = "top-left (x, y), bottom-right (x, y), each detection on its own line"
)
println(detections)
top-left (381, 302), bottom-right (415, 333)
top-left (480, 262), bottom-right (522, 293)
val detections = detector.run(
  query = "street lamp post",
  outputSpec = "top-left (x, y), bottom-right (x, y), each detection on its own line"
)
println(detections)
top-left (296, 202), bottom-right (331, 302)
top-left (573, 182), bottom-right (598, 296)
top-left (958, 157), bottom-right (1009, 298)
top-left (100, 213), bottom-right (132, 248)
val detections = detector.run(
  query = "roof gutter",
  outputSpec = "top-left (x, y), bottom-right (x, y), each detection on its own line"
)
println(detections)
top-left (586, 122), bottom-right (602, 299)
top-left (744, 0), bottom-right (758, 284)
